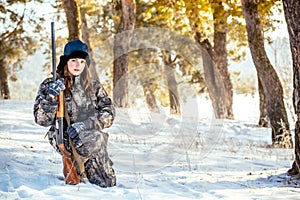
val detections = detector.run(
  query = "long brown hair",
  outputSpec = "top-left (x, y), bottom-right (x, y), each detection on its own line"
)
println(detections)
top-left (57, 63), bottom-right (93, 97)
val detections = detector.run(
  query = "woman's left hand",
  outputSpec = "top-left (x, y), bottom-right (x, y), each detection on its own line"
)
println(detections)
top-left (67, 120), bottom-right (93, 139)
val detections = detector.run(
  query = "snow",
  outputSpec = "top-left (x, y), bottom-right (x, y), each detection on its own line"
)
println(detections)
top-left (0, 95), bottom-right (299, 200)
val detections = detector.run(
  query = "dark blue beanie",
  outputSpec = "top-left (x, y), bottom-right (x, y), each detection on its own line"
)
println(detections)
top-left (57, 40), bottom-right (90, 71)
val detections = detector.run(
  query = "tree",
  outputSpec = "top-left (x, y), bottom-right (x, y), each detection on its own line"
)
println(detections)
top-left (62, 0), bottom-right (81, 41)
top-left (79, 0), bottom-right (99, 79)
top-left (257, 79), bottom-right (269, 127)
top-left (210, 0), bottom-right (234, 119)
top-left (184, 1), bottom-right (229, 119)
top-left (162, 51), bottom-right (181, 115)
top-left (241, 0), bottom-right (292, 148)
top-left (129, 47), bottom-right (161, 112)
top-left (255, 0), bottom-right (283, 128)
top-left (282, 0), bottom-right (300, 176)
top-left (194, 34), bottom-right (227, 119)
top-left (0, 0), bottom-right (42, 99)
top-left (113, 0), bottom-right (136, 108)
top-left (135, 0), bottom-right (186, 115)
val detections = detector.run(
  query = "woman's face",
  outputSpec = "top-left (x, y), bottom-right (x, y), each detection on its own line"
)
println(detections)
top-left (67, 58), bottom-right (86, 76)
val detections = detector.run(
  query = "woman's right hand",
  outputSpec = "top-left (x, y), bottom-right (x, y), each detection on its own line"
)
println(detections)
top-left (48, 78), bottom-right (65, 97)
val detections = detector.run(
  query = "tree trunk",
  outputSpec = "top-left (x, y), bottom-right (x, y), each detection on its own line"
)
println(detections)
top-left (212, 1), bottom-right (234, 119)
top-left (282, 0), bottom-right (300, 176)
top-left (195, 32), bottom-right (227, 118)
top-left (258, 78), bottom-right (270, 127)
top-left (62, 0), bottom-right (81, 41)
top-left (113, 0), bottom-right (136, 107)
top-left (242, 0), bottom-right (292, 148)
top-left (134, 48), bottom-right (160, 112)
top-left (80, 7), bottom-right (98, 80)
top-left (0, 59), bottom-right (10, 99)
top-left (162, 51), bottom-right (181, 115)
top-left (143, 84), bottom-right (159, 113)
top-left (187, 1), bottom-right (229, 119)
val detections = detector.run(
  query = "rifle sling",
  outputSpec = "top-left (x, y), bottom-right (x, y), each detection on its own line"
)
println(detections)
top-left (63, 97), bottom-right (86, 178)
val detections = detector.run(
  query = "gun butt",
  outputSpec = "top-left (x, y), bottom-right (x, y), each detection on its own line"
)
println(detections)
top-left (62, 153), bottom-right (81, 184)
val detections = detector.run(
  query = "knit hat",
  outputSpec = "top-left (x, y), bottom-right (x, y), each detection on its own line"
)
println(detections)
top-left (57, 40), bottom-right (90, 71)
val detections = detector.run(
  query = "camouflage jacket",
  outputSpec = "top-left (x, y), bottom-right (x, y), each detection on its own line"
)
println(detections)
top-left (33, 76), bottom-right (115, 153)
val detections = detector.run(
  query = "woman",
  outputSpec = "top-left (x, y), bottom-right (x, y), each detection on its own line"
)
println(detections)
top-left (33, 40), bottom-right (116, 187)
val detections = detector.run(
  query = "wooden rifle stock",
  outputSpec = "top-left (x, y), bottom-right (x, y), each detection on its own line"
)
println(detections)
top-left (51, 22), bottom-right (80, 185)
top-left (57, 93), bottom-right (80, 184)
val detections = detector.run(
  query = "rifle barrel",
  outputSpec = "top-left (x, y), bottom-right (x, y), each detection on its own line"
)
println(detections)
top-left (51, 22), bottom-right (56, 81)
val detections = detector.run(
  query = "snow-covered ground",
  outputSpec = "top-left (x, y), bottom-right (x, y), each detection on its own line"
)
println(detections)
top-left (0, 95), bottom-right (299, 200)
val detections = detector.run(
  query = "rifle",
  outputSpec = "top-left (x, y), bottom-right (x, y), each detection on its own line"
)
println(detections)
top-left (51, 22), bottom-right (80, 185)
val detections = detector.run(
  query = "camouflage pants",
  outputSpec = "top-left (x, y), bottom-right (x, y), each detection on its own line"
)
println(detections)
top-left (72, 130), bottom-right (116, 187)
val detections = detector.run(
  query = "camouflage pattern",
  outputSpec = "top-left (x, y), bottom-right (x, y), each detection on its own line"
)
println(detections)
top-left (33, 76), bottom-right (116, 187)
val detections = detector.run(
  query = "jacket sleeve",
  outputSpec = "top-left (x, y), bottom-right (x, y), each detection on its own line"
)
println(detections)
top-left (92, 81), bottom-right (115, 129)
top-left (33, 78), bottom-right (58, 127)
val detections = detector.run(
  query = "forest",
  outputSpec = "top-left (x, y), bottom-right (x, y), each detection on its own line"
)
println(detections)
top-left (2, 0), bottom-right (300, 191)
